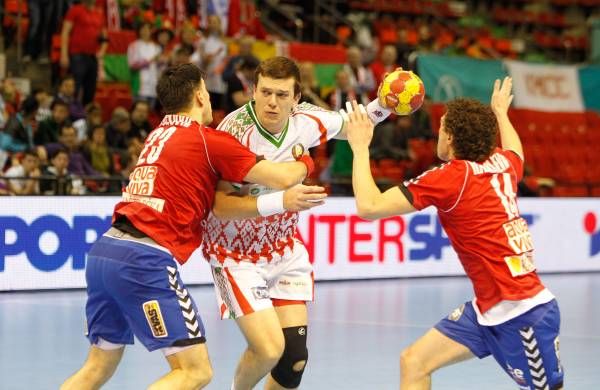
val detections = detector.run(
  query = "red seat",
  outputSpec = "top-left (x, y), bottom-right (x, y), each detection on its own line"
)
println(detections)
top-left (552, 185), bottom-right (588, 197)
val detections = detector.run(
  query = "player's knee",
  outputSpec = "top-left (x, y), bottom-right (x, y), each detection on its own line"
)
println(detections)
top-left (400, 346), bottom-right (428, 380)
top-left (251, 331), bottom-right (285, 365)
top-left (182, 364), bottom-right (213, 388)
top-left (271, 326), bottom-right (308, 389)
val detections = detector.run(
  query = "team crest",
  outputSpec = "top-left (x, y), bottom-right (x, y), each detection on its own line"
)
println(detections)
top-left (292, 143), bottom-right (305, 160)
top-left (143, 300), bottom-right (168, 338)
top-left (448, 304), bottom-right (465, 321)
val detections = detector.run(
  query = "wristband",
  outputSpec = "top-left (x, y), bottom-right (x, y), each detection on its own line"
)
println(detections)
top-left (366, 98), bottom-right (392, 124)
top-left (257, 191), bottom-right (285, 217)
top-left (297, 154), bottom-right (314, 177)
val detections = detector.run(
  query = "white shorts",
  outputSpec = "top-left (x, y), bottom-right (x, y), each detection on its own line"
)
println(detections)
top-left (211, 241), bottom-right (314, 319)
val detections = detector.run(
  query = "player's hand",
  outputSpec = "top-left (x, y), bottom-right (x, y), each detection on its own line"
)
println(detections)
top-left (283, 184), bottom-right (327, 211)
top-left (343, 100), bottom-right (374, 151)
top-left (491, 76), bottom-right (514, 117)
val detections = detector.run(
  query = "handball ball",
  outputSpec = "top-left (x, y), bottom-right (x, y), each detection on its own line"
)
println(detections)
top-left (378, 70), bottom-right (425, 115)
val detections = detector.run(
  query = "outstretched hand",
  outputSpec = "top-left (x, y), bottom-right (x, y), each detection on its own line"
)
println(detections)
top-left (283, 184), bottom-right (327, 212)
top-left (491, 76), bottom-right (514, 117)
top-left (343, 100), bottom-right (375, 151)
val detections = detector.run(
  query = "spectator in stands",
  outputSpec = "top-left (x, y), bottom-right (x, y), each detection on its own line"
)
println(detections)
top-left (3, 149), bottom-right (41, 195)
top-left (73, 102), bottom-right (103, 143)
top-left (82, 125), bottom-right (114, 176)
top-left (105, 107), bottom-right (133, 151)
top-left (172, 21), bottom-right (201, 64)
top-left (370, 44), bottom-right (399, 87)
top-left (129, 100), bottom-right (152, 141)
top-left (1, 96), bottom-right (37, 153)
top-left (55, 75), bottom-right (85, 121)
top-left (23, 0), bottom-right (53, 64)
top-left (24, 87), bottom-right (53, 122)
top-left (45, 124), bottom-right (99, 178)
top-left (60, 0), bottom-right (108, 105)
top-left (199, 15), bottom-right (227, 110)
top-left (120, 137), bottom-right (144, 179)
top-left (223, 55), bottom-right (258, 113)
top-left (171, 44), bottom-right (195, 66)
top-left (343, 45), bottom-right (376, 103)
top-left (370, 116), bottom-right (412, 162)
top-left (227, 0), bottom-right (268, 39)
top-left (325, 68), bottom-right (368, 110)
top-left (40, 148), bottom-right (73, 195)
top-left (34, 99), bottom-right (70, 145)
top-left (325, 69), bottom-right (369, 195)
top-left (155, 21), bottom-right (176, 75)
top-left (221, 35), bottom-right (259, 82)
top-left (299, 61), bottom-right (329, 109)
top-left (127, 22), bottom-right (162, 107)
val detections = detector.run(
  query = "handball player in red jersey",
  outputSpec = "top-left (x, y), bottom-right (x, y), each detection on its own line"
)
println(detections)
top-left (61, 63), bottom-right (320, 390)
top-left (344, 78), bottom-right (563, 390)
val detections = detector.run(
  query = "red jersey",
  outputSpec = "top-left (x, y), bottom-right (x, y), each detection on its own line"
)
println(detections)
top-left (64, 4), bottom-right (105, 55)
top-left (113, 115), bottom-right (259, 264)
top-left (403, 148), bottom-right (544, 313)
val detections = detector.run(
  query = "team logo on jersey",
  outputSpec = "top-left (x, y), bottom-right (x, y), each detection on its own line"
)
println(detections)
top-left (292, 143), bottom-right (305, 160)
top-left (505, 363), bottom-right (527, 386)
top-left (584, 212), bottom-right (600, 257)
top-left (251, 286), bottom-right (270, 300)
top-left (447, 304), bottom-right (465, 321)
top-left (143, 300), bottom-right (168, 338)
top-left (504, 253), bottom-right (536, 277)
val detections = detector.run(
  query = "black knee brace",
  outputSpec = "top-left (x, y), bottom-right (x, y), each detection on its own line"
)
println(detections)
top-left (271, 326), bottom-right (308, 389)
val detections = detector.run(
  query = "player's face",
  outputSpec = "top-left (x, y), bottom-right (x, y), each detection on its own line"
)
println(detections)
top-left (253, 75), bottom-right (300, 133)
top-left (437, 115), bottom-right (452, 161)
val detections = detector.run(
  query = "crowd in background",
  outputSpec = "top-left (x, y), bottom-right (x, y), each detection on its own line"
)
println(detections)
top-left (1, 0), bottom-right (584, 196)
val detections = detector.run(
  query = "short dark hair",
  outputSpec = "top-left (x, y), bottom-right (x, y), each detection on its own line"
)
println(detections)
top-left (157, 63), bottom-right (205, 114)
top-left (58, 123), bottom-right (76, 136)
top-left (23, 149), bottom-right (39, 159)
top-left (444, 98), bottom-right (498, 162)
top-left (238, 55), bottom-right (259, 71)
top-left (254, 56), bottom-right (301, 96)
top-left (51, 147), bottom-right (69, 160)
top-left (131, 100), bottom-right (150, 112)
top-left (51, 98), bottom-right (68, 111)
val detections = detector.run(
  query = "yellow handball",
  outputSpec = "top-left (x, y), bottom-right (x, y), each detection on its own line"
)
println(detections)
top-left (377, 69), bottom-right (425, 115)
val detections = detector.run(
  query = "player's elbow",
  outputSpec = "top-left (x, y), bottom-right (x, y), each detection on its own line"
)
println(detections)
top-left (356, 203), bottom-right (380, 220)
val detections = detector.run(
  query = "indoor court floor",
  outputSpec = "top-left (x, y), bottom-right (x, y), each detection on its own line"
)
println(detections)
top-left (1, 273), bottom-right (598, 389)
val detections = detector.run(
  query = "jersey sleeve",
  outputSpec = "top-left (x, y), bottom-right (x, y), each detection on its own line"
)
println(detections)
top-left (499, 148), bottom-right (524, 182)
top-left (402, 161), bottom-right (468, 212)
top-left (204, 128), bottom-right (259, 183)
top-left (294, 102), bottom-right (344, 147)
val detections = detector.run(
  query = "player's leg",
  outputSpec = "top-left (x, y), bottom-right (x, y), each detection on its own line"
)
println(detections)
top-left (234, 308), bottom-right (286, 390)
top-left (99, 235), bottom-right (213, 389)
top-left (62, 238), bottom-right (135, 389)
top-left (401, 302), bottom-right (487, 389)
top-left (211, 263), bottom-right (285, 390)
top-left (264, 242), bottom-right (313, 390)
top-left (148, 343), bottom-right (213, 389)
top-left (264, 302), bottom-right (308, 390)
top-left (400, 328), bottom-right (474, 389)
top-left (60, 344), bottom-right (124, 390)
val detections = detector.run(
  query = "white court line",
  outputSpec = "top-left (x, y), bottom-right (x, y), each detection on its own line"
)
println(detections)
top-left (310, 317), bottom-right (600, 340)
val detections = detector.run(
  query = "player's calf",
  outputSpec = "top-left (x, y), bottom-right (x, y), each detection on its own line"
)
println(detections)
top-left (270, 326), bottom-right (309, 389)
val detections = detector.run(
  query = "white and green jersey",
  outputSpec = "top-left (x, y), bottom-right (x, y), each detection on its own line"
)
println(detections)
top-left (201, 101), bottom-right (343, 264)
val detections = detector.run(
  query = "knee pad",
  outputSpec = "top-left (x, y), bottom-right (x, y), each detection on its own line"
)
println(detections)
top-left (271, 326), bottom-right (308, 389)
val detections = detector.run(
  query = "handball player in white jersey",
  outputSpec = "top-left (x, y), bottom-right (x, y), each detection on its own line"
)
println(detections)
top-left (201, 56), bottom-right (392, 390)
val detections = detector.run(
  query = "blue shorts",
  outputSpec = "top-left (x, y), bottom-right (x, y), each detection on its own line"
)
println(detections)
top-left (436, 300), bottom-right (563, 390)
top-left (85, 235), bottom-right (206, 352)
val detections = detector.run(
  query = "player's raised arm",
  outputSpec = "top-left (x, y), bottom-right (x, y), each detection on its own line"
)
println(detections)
top-left (345, 101), bottom-right (415, 220)
top-left (491, 77), bottom-right (523, 160)
top-left (212, 181), bottom-right (326, 221)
